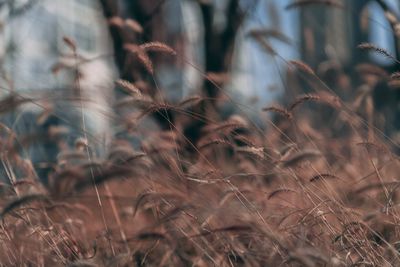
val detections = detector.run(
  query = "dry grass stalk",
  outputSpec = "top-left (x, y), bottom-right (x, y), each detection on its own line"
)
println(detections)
top-left (251, 35), bottom-right (277, 55)
top-left (125, 19), bottom-right (143, 33)
top-left (198, 138), bottom-right (233, 150)
top-left (268, 188), bottom-right (297, 200)
top-left (289, 94), bottom-right (321, 111)
top-left (358, 42), bottom-right (400, 64)
top-left (136, 51), bottom-right (154, 74)
top-left (178, 95), bottom-right (203, 108)
top-left (108, 16), bottom-right (124, 27)
top-left (123, 43), bottom-right (154, 74)
top-left (282, 149), bottom-right (322, 167)
top-left (204, 121), bottom-right (246, 134)
top-left (262, 105), bottom-right (293, 119)
top-left (236, 146), bottom-right (265, 160)
top-left (0, 194), bottom-right (50, 219)
top-left (115, 79), bottom-right (142, 96)
top-left (248, 28), bottom-right (292, 45)
top-left (139, 42), bottom-right (177, 56)
top-left (289, 60), bottom-right (316, 75)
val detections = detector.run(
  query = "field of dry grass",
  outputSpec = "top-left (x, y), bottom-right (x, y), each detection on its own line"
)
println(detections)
top-left (0, 66), bottom-right (399, 266)
top-left (1, 0), bottom-right (400, 266)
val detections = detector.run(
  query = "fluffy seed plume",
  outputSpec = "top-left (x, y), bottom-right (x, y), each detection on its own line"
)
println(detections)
top-left (137, 52), bottom-right (154, 74)
top-left (125, 18), bottom-right (143, 33)
top-left (108, 16), bottom-right (124, 27)
top-left (268, 188), bottom-right (297, 200)
top-left (116, 79), bottom-right (142, 96)
top-left (289, 60), bottom-right (315, 75)
top-left (123, 43), bottom-right (154, 74)
top-left (282, 149), bottom-right (322, 167)
top-left (198, 139), bottom-right (233, 150)
top-left (289, 94), bottom-right (321, 111)
top-left (236, 146), bottom-right (265, 160)
top-left (123, 43), bottom-right (141, 53)
top-left (139, 42), bottom-right (177, 55)
top-left (136, 103), bottom-right (177, 121)
top-left (262, 105), bottom-right (293, 119)
top-left (358, 42), bottom-right (400, 64)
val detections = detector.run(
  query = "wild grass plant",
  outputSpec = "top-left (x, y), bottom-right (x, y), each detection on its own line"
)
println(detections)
top-left (0, 0), bottom-right (399, 266)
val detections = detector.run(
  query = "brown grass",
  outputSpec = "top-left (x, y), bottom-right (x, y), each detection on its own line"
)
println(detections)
top-left (1, 2), bottom-right (400, 267)
top-left (358, 42), bottom-right (400, 64)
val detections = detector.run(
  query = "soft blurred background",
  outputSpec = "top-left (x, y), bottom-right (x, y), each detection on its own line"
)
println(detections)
top-left (1, 0), bottom-right (399, 115)
top-left (0, 0), bottom-right (399, 175)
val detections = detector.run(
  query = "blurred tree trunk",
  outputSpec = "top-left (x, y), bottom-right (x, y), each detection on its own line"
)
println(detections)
top-left (300, 0), bottom-right (399, 70)
top-left (300, 2), bottom-right (358, 68)
top-left (98, 0), bottom-right (246, 136)
top-left (198, 0), bottom-right (243, 98)
top-left (98, 0), bottom-right (245, 97)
